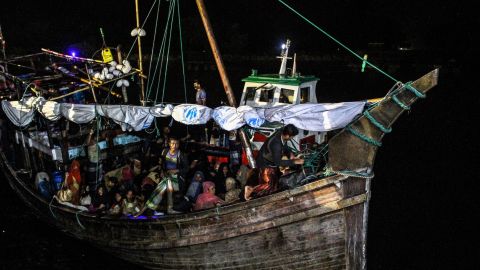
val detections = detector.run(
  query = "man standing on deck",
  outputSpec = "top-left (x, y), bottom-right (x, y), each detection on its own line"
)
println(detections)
top-left (192, 80), bottom-right (207, 142)
top-left (194, 79), bottom-right (207, 106)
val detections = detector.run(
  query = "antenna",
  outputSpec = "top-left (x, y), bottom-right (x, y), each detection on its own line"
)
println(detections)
top-left (277, 39), bottom-right (291, 77)
top-left (292, 53), bottom-right (297, 77)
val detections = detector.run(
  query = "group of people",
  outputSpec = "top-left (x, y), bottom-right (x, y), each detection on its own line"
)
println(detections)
top-left (31, 79), bottom-right (308, 218)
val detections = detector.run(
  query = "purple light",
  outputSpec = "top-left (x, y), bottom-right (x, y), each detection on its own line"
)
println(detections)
top-left (71, 52), bottom-right (76, 57)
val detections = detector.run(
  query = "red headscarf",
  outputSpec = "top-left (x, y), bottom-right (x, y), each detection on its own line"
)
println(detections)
top-left (66, 160), bottom-right (82, 186)
top-left (66, 160), bottom-right (82, 204)
top-left (194, 181), bottom-right (224, 211)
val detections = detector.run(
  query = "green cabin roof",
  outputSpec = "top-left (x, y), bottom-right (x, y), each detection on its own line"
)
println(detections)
top-left (241, 73), bottom-right (319, 86)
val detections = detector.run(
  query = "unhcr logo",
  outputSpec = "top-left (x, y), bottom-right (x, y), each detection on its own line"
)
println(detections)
top-left (247, 118), bottom-right (264, 128)
top-left (184, 106), bottom-right (199, 124)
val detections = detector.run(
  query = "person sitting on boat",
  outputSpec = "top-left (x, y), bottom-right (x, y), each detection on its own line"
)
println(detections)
top-left (79, 186), bottom-right (91, 207)
top-left (134, 173), bottom-right (180, 217)
top-left (65, 160), bottom-right (82, 205)
top-left (160, 136), bottom-right (189, 195)
top-left (89, 185), bottom-right (108, 213)
top-left (193, 181), bottom-right (224, 211)
top-left (107, 192), bottom-right (123, 216)
top-left (224, 177), bottom-right (241, 204)
top-left (186, 171), bottom-right (205, 203)
top-left (86, 135), bottom-right (103, 195)
top-left (250, 167), bottom-right (280, 199)
top-left (122, 189), bottom-right (140, 216)
top-left (214, 162), bottom-right (234, 200)
top-left (141, 161), bottom-right (164, 200)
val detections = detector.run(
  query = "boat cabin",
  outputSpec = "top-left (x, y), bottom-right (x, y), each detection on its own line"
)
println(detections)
top-left (239, 40), bottom-right (326, 154)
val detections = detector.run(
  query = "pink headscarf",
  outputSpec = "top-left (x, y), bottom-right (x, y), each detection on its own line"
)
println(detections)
top-left (194, 181), bottom-right (224, 211)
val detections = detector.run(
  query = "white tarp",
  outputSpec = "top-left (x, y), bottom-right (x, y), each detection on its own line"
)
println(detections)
top-left (1, 99), bottom-right (366, 132)
top-left (150, 104), bottom-right (174, 117)
top-left (172, 104), bottom-right (212, 125)
top-left (263, 102), bottom-right (366, 131)
top-left (96, 105), bottom-right (154, 131)
top-left (1, 100), bottom-right (35, 127)
top-left (23, 97), bottom-right (61, 121)
top-left (60, 104), bottom-right (96, 124)
top-left (212, 106), bottom-right (264, 131)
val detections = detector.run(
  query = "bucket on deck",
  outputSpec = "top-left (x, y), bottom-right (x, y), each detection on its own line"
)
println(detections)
top-left (52, 170), bottom-right (64, 191)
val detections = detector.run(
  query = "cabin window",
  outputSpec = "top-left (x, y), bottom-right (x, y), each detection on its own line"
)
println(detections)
top-left (279, 88), bottom-right (294, 104)
top-left (244, 87), bottom-right (257, 104)
top-left (259, 88), bottom-right (274, 103)
top-left (300, 87), bottom-right (310, 103)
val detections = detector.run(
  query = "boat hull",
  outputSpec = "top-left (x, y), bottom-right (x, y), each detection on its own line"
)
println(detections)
top-left (1, 150), bottom-right (369, 270)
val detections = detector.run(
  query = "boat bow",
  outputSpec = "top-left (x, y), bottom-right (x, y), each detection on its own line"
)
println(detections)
top-left (328, 68), bottom-right (439, 172)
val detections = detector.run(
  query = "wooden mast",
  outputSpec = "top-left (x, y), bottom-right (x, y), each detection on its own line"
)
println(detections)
top-left (134, 0), bottom-right (146, 105)
top-left (195, 0), bottom-right (256, 168)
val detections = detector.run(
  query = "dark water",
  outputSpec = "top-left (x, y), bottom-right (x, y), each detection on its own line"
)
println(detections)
top-left (0, 59), bottom-right (476, 269)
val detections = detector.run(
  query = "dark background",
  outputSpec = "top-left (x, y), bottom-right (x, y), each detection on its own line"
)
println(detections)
top-left (0, 0), bottom-right (478, 269)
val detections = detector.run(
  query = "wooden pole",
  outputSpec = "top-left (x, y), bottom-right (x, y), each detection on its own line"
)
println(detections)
top-left (135, 0), bottom-right (146, 105)
top-left (195, 0), bottom-right (256, 168)
top-left (116, 45), bottom-right (129, 103)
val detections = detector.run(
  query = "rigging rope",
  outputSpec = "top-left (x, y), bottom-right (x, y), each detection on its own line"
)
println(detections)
top-left (160, 0), bottom-right (176, 104)
top-left (276, 0), bottom-right (398, 83)
top-left (176, 0), bottom-right (189, 134)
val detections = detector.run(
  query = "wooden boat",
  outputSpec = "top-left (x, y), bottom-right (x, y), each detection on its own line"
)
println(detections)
top-left (0, 1), bottom-right (440, 269)
top-left (0, 68), bottom-right (438, 269)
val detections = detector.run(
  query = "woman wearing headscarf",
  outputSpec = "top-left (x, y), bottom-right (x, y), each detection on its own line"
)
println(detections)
top-left (65, 160), bottom-right (82, 204)
top-left (224, 177), bottom-right (241, 203)
top-left (214, 162), bottom-right (234, 199)
top-left (194, 181), bottom-right (224, 211)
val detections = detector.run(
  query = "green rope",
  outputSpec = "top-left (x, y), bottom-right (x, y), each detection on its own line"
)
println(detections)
top-left (363, 110), bottom-right (392, 133)
top-left (150, 1), bottom-right (175, 103)
top-left (160, 0), bottom-right (176, 104)
top-left (405, 82), bottom-right (426, 98)
top-left (153, 1), bottom-right (175, 104)
top-left (176, 0), bottom-right (189, 134)
top-left (325, 166), bottom-right (374, 179)
top-left (346, 125), bottom-right (382, 147)
top-left (49, 197), bottom-right (57, 219)
top-left (145, 0), bottom-right (162, 94)
top-left (392, 94), bottom-right (411, 110)
top-left (277, 0), bottom-right (398, 83)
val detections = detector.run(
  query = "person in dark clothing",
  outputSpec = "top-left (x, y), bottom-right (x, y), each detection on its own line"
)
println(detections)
top-left (256, 124), bottom-right (304, 168)
top-left (253, 124), bottom-right (304, 197)
top-left (214, 162), bottom-right (234, 199)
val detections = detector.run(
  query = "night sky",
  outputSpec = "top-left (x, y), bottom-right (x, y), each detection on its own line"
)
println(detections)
top-left (0, 1), bottom-right (478, 269)
top-left (0, 0), bottom-right (475, 59)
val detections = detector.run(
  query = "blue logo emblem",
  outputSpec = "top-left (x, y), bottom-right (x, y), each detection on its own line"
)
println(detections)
top-left (184, 107), bottom-right (198, 123)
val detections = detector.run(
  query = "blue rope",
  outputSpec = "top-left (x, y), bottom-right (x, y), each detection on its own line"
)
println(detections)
top-left (392, 94), bottom-right (411, 110)
top-left (346, 125), bottom-right (382, 147)
top-left (405, 82), bottom-right (426, 98)
top-left (363, 110), bottom-right (392, 133)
